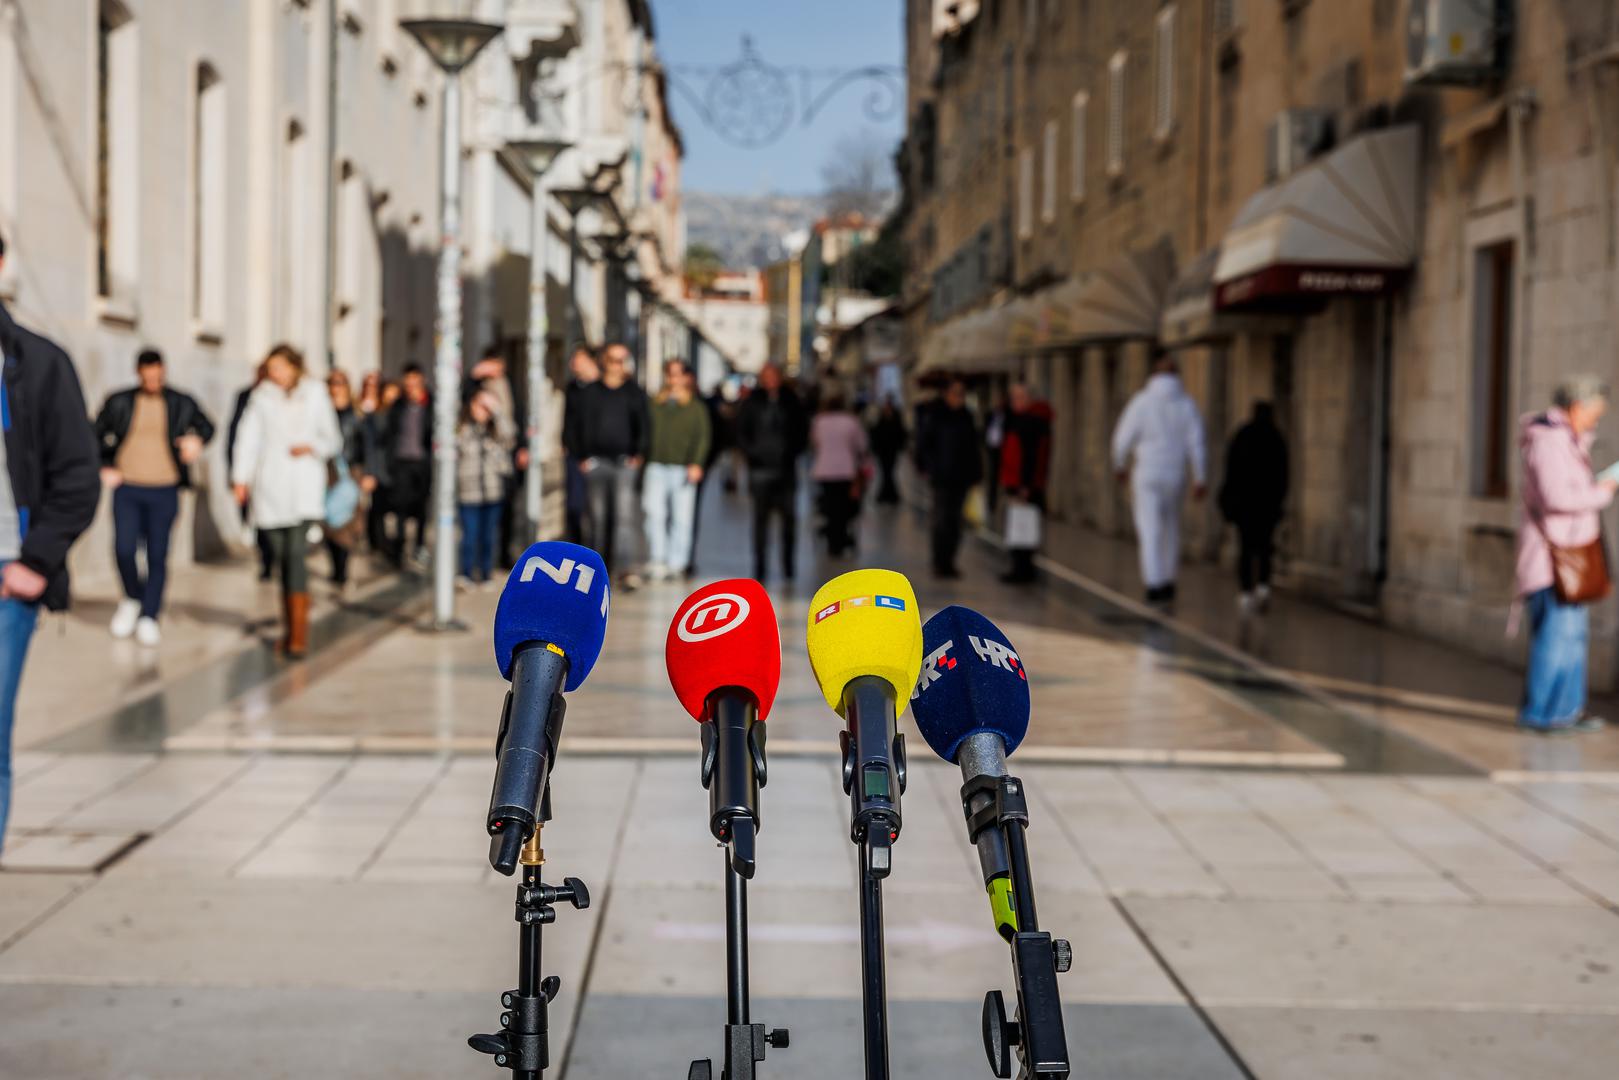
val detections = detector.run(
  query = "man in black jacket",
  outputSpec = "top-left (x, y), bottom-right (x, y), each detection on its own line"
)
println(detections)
top-left (93, 349), bottom-right (215, 645)
top-left (1, 270), bottom-right (101, 854)
top-left (734, 363), bottom-right (808, 581)
top-left (563, 343), bottom-right (647, 575)
top-left (916, 378), bottom-right (983, 579)
top-left (377, 364), bottom-right (433, 566)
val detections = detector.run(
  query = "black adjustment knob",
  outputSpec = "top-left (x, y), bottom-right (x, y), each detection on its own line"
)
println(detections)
top-left (468, 1033), bottom-right (508, 1056)
top-left (767, 1028), bottom-right (790, 1049)
top-left (562, 876), bottom-right (590, 909)
top-left (1053, 938), bottom-right (1073, 973)
top-left (982, 990), bottom-right (1013, 1079)
top-left (542, 975), bottom-right (561, 1002)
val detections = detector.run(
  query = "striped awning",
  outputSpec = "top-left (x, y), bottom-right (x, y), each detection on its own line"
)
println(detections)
top-left (1213, 125), bottom-right (1421, 310)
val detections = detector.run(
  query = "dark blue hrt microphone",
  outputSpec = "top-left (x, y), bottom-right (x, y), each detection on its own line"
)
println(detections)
top-left (486, 541), bottom-right (611, 873)
top-left (910, 605), bottom-right (1030, 936)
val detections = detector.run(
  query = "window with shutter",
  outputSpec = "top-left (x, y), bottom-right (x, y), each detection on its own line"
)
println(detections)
top-left (1018, 147), bottom-right (1034, 239)
top-left (1041, 120), bottom-right (1057, 223)
top-left (1071, 91), bottom-right (1088, 202)
top-left (1107, 51), bottom-right (1126, 177)
top-left (1154, 5), bottom-right (1176, 139)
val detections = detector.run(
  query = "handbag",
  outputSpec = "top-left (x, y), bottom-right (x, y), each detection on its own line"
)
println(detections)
top-left (1533, 512), bottom-right (1611, 604)
top-left (1005, 501), bottom-right (1043, 549)
top-left (324, 455), bottom-right (361, 531)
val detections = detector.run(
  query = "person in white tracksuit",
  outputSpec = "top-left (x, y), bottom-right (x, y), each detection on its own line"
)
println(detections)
top-left (1111, 355), bottom-right (1207, 606)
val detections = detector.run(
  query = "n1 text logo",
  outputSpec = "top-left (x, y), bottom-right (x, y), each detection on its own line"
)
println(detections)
top-left (520, 555), bottom-right (595, 595)
top-left (911, 639), bottom-right (957, 700)
top-left (678, 593), bottom-right (750, 642)
top-left (968, 635), bottom-right (1026, 680)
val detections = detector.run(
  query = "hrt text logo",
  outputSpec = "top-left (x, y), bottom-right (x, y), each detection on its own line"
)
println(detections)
top-left (911, 639), bottom-right (957, 699)
top-left (968, 635), bottom-right (1025, 680)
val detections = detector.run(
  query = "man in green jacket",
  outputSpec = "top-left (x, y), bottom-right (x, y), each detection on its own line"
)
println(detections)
top-left (643, 359), bottom-right (711, 580)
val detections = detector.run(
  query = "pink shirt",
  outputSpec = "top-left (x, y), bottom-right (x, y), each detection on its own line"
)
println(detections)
top-left (1515, 408), bottom-right (1614, 598)
top-left (810, 412), bottom-right (868, 482)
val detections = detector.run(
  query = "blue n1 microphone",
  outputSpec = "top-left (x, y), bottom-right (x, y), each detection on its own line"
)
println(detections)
top-left (485, 541), bottom-right (611, 875)
top-left (910, 605), bottom-right (1071, 1080)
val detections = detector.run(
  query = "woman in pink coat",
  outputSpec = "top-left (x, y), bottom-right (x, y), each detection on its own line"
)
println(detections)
top-left (1516, 376), bottom-right (1618, 732)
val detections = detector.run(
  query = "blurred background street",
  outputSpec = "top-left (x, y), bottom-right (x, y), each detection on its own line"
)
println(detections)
top-left (4, 1), bottom-right (1619, 1078)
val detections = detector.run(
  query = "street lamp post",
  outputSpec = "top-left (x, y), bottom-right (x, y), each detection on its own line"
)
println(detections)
top-left (504, 138), bottom-right (572, 544)
top-left (400, 16), bottom-right (503, 631)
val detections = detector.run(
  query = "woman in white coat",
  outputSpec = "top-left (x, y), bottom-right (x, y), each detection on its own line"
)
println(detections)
top-left (230, 345), bottom-right (341, 657)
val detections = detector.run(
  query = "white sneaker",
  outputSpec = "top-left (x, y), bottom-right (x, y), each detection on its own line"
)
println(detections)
top-left (134, 616), bottom-right (162, 648)
top-left (646, 562), bottom-right (669, 582)
top-left (110, 598), bottom-right (141, 639)
top-left (1237, 592), bottom-right (1255, 617)
top-left (456, 576), bottom-right (474, 593)
top-left (1255, 584), bottom-right (1272, 612)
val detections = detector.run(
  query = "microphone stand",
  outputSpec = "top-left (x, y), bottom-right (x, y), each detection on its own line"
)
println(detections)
top-left (839, 676), bottom-right (907, 1080)
top-left (963, 773), bottom-right (1072, 1080)
top-left (690, 696), bottom-right (788, 1080)
top-left (471, 691), bottom-right (591, 1078)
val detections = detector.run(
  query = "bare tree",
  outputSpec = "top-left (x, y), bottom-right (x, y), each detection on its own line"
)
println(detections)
top-left (821, 129), bottom-right (897, 220)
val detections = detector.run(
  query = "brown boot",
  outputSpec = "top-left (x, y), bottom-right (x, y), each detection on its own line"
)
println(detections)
top-left (286, 592), bottom-right (311, 659)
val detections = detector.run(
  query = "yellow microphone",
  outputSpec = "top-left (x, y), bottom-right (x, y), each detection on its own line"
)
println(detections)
top-left (806, 568), bottom-right (922, 876)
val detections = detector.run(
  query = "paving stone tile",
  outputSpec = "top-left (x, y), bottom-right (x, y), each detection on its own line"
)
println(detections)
top-left (1211, 1005), bottom-right (1619, 1080)
top-left (1121, 897), bottom-right (1619, 1009)
top-left (0, 874), bottom-right (90, 946)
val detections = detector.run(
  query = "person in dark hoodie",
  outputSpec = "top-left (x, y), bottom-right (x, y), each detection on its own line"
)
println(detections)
top-left (563, 342), bottom-right (648, 576)
top-left (915, 378), bottom-right (982, 579)
top-left (1218, 401), bottom-right (1289, 616)
top-left (93, 348), bottom-right (215, 645)
top-left (0, 233), bottom-right (101, 854)
top-left (735, 363), bottom-right (808, 581)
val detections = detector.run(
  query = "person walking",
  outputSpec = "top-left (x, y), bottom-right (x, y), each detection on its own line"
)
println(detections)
top-left (563, 342), bottom-right (647, 577)
top-left (456, 390), bottom-right (516, 589)
top-left (323, 370), bottom-right (366, 592)
top-left (916, 379), bottom-right (982, 580)
top-left (379, 364), bottom-right (432, 567)
top-left (356, 371), bottom-right (390, 558)
top-left (230, 345), bottom-right (341, 659)
top-left (0, 259), bottom-right (100, 856)
top-left (869, 397), bottom-right (907, 506)
top-left (1218, 401), bottom-right (1289, 615)
top-left (562, 345), bottom-right (600, 545)
top-left (1111, 353), bottom-right (1207, 607)
top-left (93, 349), bottom-right (215, 646)
top-left (1515, 377), bottom-right (1617, 734)
top-left (228, 362), bottom-right (275, 581)
top-left (735, 363), bottom-right (808, 582)
top-left (811, 391), bottom-right (868, 558)
top-left (643, 359), bottom-right (711, 581)
top-left (467, 345), bottom-right (527, 564)
top-left (998, 383), bottom-right (1051, 584)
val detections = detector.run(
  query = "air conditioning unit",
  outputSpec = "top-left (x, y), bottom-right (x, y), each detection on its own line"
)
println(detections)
top-left (1266, 108), bottom-right (1335, 183)
top-left (1406, 0), bottom-right (1509, 86)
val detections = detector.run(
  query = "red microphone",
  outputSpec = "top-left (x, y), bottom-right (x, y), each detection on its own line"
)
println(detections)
top-left (666, 579), bottom-right (780, 877)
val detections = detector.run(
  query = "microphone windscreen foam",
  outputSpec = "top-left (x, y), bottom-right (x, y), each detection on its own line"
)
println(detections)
top-left (805, 569), bottom-right (922, 714)
top-left (909, 605), bottom-right (1030, 762)
top-left (666, 579), bottom-right (781, 721)
top-left (494, 541), bottom-right (611, 691)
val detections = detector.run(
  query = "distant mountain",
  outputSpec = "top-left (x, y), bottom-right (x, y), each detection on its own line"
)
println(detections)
top-left (683, 191), bottom-right (828, 269)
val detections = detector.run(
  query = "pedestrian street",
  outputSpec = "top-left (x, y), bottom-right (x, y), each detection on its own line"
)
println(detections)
top-left (4, 486), bottom-right (1619, 1078)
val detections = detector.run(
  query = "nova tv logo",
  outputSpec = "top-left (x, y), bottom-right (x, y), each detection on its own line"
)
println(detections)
top-left (677, 593), bottom-right (751, 643)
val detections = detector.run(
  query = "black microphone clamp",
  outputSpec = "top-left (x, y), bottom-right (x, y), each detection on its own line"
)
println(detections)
top-left (700, 689), bottom-right (768, 878)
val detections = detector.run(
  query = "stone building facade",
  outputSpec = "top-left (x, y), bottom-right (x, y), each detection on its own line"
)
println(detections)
top-left (902, 0), bottom-right (1619, 684)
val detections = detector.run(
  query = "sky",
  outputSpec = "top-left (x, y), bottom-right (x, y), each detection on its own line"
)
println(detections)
top-left (650, 0), bottom-right (905, 196)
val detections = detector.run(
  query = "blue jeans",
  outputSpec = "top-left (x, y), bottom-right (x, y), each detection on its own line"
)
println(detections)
top-left (113, 483), bottom-right (180, 619)
top-left (1521, 587), bottom-right (1590, 729)
top-left (643, 462), bottom-right (698, 572)
top-left (458, 502), bottom-right (502, 582)
top-left (0, 568), bottom-right (41, 853)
